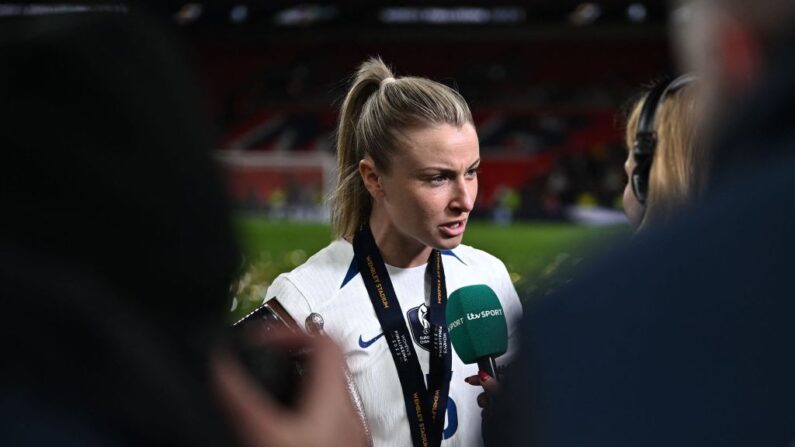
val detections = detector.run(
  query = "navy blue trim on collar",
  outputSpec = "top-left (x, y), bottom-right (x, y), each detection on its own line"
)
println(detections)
top-left (340, 257), bottom-right (359, 289)
top-left (441, 249), bottom-right (466, 265)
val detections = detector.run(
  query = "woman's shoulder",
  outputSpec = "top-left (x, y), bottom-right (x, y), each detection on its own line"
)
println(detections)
top-left (265, 240), bottom-right (356, 318)
top-left (281, 239), bottom-right (354, 284)
top-left (269, 240), bottom-right (354, 300)
top-left (446, 243), bottom-right (507, 270)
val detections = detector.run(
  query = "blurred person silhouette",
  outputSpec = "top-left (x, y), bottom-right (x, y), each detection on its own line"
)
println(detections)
top-left (622, 76), bottom-right (707, 231)
top-left (485, 0), bottom-right (795, 446)
top-left (0, 8), bottom-right (365, 447)
top-left (670, 0), bottom-right (795, 185)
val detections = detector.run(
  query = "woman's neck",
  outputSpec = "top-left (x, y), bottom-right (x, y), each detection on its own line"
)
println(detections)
top-left (368, 209), bottom-right (432, 268)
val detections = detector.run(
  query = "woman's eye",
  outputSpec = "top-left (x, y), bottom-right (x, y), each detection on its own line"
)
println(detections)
top-left (466, 168), bottom-right (479, 178)
top-left (429, 175), bottom-right (447, 185)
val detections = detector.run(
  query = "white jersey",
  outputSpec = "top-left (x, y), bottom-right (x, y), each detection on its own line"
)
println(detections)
top-left (264, 240), bottom-right (522, 447)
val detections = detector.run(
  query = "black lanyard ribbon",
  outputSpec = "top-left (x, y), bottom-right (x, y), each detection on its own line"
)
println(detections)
top-left (353, 224), bottom-right (452, 447)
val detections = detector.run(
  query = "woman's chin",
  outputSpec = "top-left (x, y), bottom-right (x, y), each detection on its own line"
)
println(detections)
top-left (431, 234), bottom-right (464, 251)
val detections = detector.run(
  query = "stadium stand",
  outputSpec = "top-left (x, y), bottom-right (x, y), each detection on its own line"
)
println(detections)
top-left (187, 13), bottom-right (671, 221)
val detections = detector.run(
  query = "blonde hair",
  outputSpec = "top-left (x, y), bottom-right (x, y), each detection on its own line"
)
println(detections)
top-left (331, 57), bottom-right (473, 239)
top-left (625, 82), bottom-right (708, 229)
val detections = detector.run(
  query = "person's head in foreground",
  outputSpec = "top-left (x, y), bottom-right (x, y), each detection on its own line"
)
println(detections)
top-left (622, 76), bottom-right (706, 231)
top-left (332, 57), bottom-right (479, 267)
top-left (670, 0), bottom-right (795, 187)
top-left (672, 0), bottom-right (795, 124)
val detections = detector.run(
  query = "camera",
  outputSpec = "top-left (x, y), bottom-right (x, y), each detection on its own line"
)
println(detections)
top-left (231, 301), bottom-right (307, 408)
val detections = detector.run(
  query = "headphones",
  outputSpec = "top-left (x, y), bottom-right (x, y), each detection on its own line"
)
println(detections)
top-left (632, 74), bottom-right (697, 206)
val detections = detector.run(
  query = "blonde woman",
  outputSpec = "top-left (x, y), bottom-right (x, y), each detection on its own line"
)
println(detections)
top-left (263, 58), bottom-right (522, 447)
top-left (623, 75), bottom-right (708, 230)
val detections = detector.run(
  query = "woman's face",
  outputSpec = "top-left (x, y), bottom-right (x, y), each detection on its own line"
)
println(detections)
top-left (377, 123), bottom-right (480, 251)
top-left (623, 148), bottom-right (645, 230)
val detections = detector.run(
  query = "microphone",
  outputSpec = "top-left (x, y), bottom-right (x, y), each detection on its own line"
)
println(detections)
top-left (446, 284), bottom-right (508, 380)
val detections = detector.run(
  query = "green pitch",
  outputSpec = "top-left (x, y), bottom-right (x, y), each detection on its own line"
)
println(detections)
top-left (231, 217), bottom-right (628, 320)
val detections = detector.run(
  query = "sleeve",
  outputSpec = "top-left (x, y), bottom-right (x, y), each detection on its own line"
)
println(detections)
top-left (493, 259), bottom-right (524, 366)
top-left (263, 274), bottom-right (313, 331)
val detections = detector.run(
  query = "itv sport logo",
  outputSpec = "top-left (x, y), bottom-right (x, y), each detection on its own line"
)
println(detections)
top-left (447, 308), bottom-right (503, 331)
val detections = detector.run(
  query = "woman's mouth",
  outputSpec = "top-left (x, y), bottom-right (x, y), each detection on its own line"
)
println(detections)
top-left (439, 220), bottom-right (466, 237)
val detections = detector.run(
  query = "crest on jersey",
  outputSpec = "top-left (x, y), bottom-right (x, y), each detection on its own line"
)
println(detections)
top-left (407, 304), bottom-right (432, 351)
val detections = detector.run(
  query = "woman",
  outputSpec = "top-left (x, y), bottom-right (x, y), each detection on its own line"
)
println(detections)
top-left (623, 75), bottom-right (708, 230)
top-left (264, 58), bottom-right (522, 447)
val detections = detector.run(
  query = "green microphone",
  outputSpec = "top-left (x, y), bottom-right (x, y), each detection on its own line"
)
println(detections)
top-left (446, 284), bottom-right (508, 380)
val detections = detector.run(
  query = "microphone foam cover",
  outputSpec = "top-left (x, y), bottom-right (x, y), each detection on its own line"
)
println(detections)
top-left (446, 284), bottom-right (508, 364)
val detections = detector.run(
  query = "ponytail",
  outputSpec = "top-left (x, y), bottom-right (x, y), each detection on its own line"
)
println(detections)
top-left (331, 58), bottom-right (393, 239)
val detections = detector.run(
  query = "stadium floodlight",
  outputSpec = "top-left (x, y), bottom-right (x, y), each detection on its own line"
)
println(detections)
top-left (175, 3), bottom-right (202, 25)
top-left (569, 2), bottom-right (602, 26)
top-left (627, 3), bottom-right (648, 23)
top-left (492, 7), bottom-right (526, 23)
top-left (0, 3), bottom-right (127, 16)
top-left (379, 7), bottom-right (419, 24)
top-left (379, 6), bottom-right (525, 25)
top-left (273, 4), bottom-right (338, 27)
top-left (230, 5), bottom-right (248, 24)
top-left (421, 7), bottom-right (491, 24)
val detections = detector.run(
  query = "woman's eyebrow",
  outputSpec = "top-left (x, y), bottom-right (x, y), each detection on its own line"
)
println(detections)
top-left (416, 167), bottom-right (454, 175)
top-left (415, 159), bottom-right (481, 175)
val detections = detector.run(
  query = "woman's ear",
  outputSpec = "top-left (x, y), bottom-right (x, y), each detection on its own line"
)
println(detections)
top-left (359, 158), bottom-right (384, 199)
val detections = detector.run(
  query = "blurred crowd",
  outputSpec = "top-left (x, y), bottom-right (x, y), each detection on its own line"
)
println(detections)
top-left (204, 37), bottom-right (667, 222)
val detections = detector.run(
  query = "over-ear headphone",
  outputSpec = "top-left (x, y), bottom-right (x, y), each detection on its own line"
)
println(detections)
top-left (632, 74), bottom-right (697, 206)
